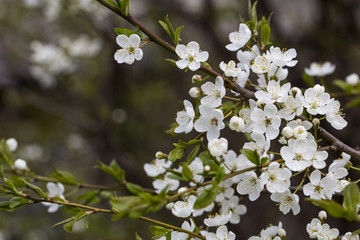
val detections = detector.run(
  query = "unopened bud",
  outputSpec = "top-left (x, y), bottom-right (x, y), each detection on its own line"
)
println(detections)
top-left (208, 138), bottom-right (228, 157)
top-left (178, 187), bottom-right (188, 194)
top-left (345, 73), bottom-right (359, 86)
top-left (14, 159), bottom-right (27, 171)
top-left (312, 118), bottom-right (320, 129)
top-left (293, 126), bottom-right (307, 139)
top-left (290, 87), bottom-right (302, 97)
top-left (229, 116), bottom-right (245, 132)
top-left (296, 119), bottom-right (302, 124)
top-left (313, 84), bottom-right (325, 95)
top-left (191, 74), bottom-right (203, 83)
top-left (278, 228), bottom-right (286, 237)
top-left (166, 202), bottom-right (174, 210)
top-left (189, 87), bottom-right (202, 98)
top-left (281, 126), bottom-right (293, 139)
top-left (6, 138), bottom-right (18, 152)
top-left (155, 151), bottom-right (167, 159)
top-left (204, 165), bottom-right (211, 172)
top-left (318, 210), bottom-right (327, 221)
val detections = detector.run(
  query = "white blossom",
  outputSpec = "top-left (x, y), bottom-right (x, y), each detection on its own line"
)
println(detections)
top-left (251, 56), bottom-right (272, 74)
top-left (175, 41), bottom-right (209, 71)
top-left (204, 211), bottom-right (232, 227)
top-left (208, 138), bottom-right (228, 157)
top-left (342, 232), bottom-right (360, 240)
top-left (345, 73), bottom-right (359, 86)
top-left (236, 171), bottom-right (263, 201)
top-left (303, 170), bottom-right (337, 200)
top-left (14, 159), bottom-right (27, 170)
top-left (293, 126), bottom-right (308, 139)
top-left (226, 23), bottom-right (251, 51)
top-left (114, 34), bottom-right (143, 64)
top-left (305, 62), bottom-right (335, 77)
top-left (205, 225), bottom-right (236, 240)
top-left (325, 99), bottom-right (347, 130)
top-left (144, 158), bottom-right (172, 177)
top-left (229, 116), bottom-right (245, 132)
top-left (255, 80), bottom-right (291, 104)
top-left (174, 100), bottom-right (195, 133)
top-left (152, 173), bottom-right (180, 194)
top-left (200, 76), bottom-right (226, 108)
top-left (260, 162), bottom-right (291, 193)
top-left (219, 195), bottom-right (247, 224)
top-left (265, 46), bottom-right (298, 67)
top-left (250, 104), bottom-right (281, 140)
top-left (278, 94), bottom-right (304, 120)
top-left (6, 138), bottom-right (18, 152)
top-left (194, 104), bottom-right (225, 141)
top-left (270, 189), bottom-right (300, 215)
top-left (42, 182), bottom-right (65, 213)
top-left (172, 195), bottom-right (197, 218)
top-left (303, 85), bottom-right (331, 115)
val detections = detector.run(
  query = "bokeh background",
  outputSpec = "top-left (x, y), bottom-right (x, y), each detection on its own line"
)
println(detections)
top-left (0, 0), bottom-right (360, 239)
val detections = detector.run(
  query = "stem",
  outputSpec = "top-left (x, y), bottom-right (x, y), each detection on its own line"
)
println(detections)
top-left (223, 96), bottom-right (241, 101)
top-left (139, 216), bottom-right (205, 239)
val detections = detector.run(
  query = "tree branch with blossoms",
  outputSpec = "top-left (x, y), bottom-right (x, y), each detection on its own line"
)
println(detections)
top-left (1, 0), bottom-right (360, 240)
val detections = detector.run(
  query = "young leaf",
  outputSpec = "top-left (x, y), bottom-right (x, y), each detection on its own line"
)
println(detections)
top-left (120, 0), bottom-right (129, 15)
top-left (193, 184), bottom-right (218, 209)
top-left (261, 23), bottom-right (271, 46)
top-left (214, 167), bottom-right (225, 184)
top-left (0, 139), bottom-right (12, 166)
top-left (168, 147), bottom-right (184, 162)
top-left (306, 198), bottom-right (347, 218)
top-left (186, 144), bottom-right (201, 164)
top-left (302, 73), bottom-right (315, 87)
top-left (76, 191), bottom-right (99, 205)
top-left (181, 164), bottom-right (193, 182)
top-left (20, 179), bottom-right (46, 198)
top-left (95, 160), bottom-right (125, 183)
top-left (240, 148), bottom-right (260, 165)
top-left (114, 28), bottom-right (137, 37)
top-left (174, 26), bottom-right (184, 44)
top-left (345, 96), bottom-right (360, 109)
top-left (333, 79), bottom-right (353, 93)
top-left (126, 183), bottom-right (144, 195)
top-left (343, 183), bottom-right (360, 221)
top-left (150, 225), bottom-right (169, 236)
top-left (50, 169), bottom-right (78, 186)
top-left (135, 232), bottom-right (143, 240)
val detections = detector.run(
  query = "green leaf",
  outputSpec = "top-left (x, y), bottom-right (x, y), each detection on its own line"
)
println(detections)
top-left (306, 198), bottom-right (347, 218)
top-left (76, 191), bottom-right (99, 205)
top-left (186, 144), bottom-right (201, 164)
top-left (150, 225), bottom-right (169, 236)
top-left (168, 147), bottom-right (184, 162)
top-left (181, 164), bottom-right (193, 182)
top-left (343, 183), bottom-right (360, 220)
top-left (8, 197), bottom-right (28, 209)
top-left (345, 96), bottom-right (360, 109)
top-left (50, 169), bottom-right (78, 186)
top-left (159, 20), bottom-right (172, 38)
top-left (120, 0), bottom-right (129, 15)
top-left (126, 183), bottom-right (144, 195)
top-left (164, 59), bottom-right (178, 68)
top-left (110, 196), bottom-right (148, 219)
top-left (240, 148), bottom-right (260, 165)
top-left (260, 157), bottom-right (269, 165)
top-left (165, 15), bottom-right (175, 38)
top-left (0, 165), bottom-right (4, 180)
top-left (0, 139), bottom-right (12, 166)
top-left (114, 28), bottom-right (138, 37)
top-left (20, 179), bottom-right (46, 198)
top-left (193, 184), bottom-right (218, 209)
top-left (302, 73), bottom-right (315, 87)
top-left (201, 62), bottom-right (212, 69)
top-left (250, 1), bottom-right (258, 23)
top-left (214, 167), bottom-right (225, 184)
top-left (174, 26), bottom-right (184, 44)
top-left (333, 79), bottom-right (353, 93)
top-left (54, 211), bottom-right (88, 232)
top-left (135, 232), bottom-right (143, 240)
top-left (95, 160), bottom-right (125, 183)
top-left (64, 206), bottom-right (83, 215)
top-left (199, 151), bottom-right (219, 172)
top-left (260, 23), bottom-right (271, 46)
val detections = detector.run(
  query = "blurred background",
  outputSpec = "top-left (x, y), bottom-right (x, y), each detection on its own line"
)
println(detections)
top-left (0, 0), bottom-right (359, 239)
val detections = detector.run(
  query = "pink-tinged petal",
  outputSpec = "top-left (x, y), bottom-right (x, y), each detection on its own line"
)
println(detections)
top-left (187, 41), bottom-right (200, 55)
top-left (189, 62), bottom-right (201, 71)
top-left (129, 34), bottom-right (141, 47)
top-left (175, 44), bottom-right (188, 58)
top-left (116, 35), bottom-right (130, 48)
top-left (195, 51), bottom-right (209, 62)
top-left (176, 59), bottom-right (189, 69)
top-left (134, 48), bottom-right (143, 60)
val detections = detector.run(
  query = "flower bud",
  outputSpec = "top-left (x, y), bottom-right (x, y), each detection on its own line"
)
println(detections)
top-left (318, 210), bottom-right (327, 221)
top-left (208, 138), bottom-right (228, 157)
top-left (296, 119), bottom-right (302, 124)
top-left (345, 73), bottom-right (359, 86)
top-left (313, 84), bottom-right (325, 95)
top-left (290, 87), bottom-right (302, 97)
top-left (191, 74), bottom-right (203, 83)
top-left (204, 165), bottom-right (211, 172)
top-left (155, 151), bottom-right (167, 159)
top-left (312, 118), bottom-right (320, 129)
top-left (281, 126), bottom-right (293, 139)
top-left (6, 138), bottom-right (18, 152)
top-left (293, 126), bottom-right (307, 139)
top-left (229, 116), bottom-right (245, 132)
top-left (14, 159), bottom-right (27, 170)
top-left (178, 187), bottom-right (188, 194)
top-left (189, 87), bottom-right (202, 98)
top-left (165, 202), bottom-right (174, 210)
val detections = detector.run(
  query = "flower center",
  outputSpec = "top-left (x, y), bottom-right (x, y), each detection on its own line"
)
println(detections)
top-left (210, 117), bottom-right (218, 127)
top-left (128, 47), bottom-right (135, 54)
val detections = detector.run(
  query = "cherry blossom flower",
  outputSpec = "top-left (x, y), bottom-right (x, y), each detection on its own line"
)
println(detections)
top-left (311, 150), bottom-right (328, 169)
top-left (144, 158), bottom-right (172, 177)
top-left (229, 116), bottom-right (245, 132)
top-left (345, 73), bottom-right (359, 86)
top-left (278, 94), bottom-right (304, 120)
top-left (169, 219), bottom-right (196, 240)
top-left (243, 132), bottom-right (270, 159)
top-left (204, 211), bottom-right (232, 227)
top-left (251, 56), bottom-right (272, 74)
top-left (208, 138), bottom-right (228, 157)
top-left (250, 104), bottom-right (281, 140)
top-left (174, 100), bottom-right (195, 134)
top-left (175, 41), bottom-right (209, 71)
top-left (188, 157), bottom-right (205, 185)
top-left (42, 182), bottom-right (65, 213)
top-left (6, 138), bottom-right (18, 152)
top-left (226, 23), bottom-right (251, 51)
top-left (316, 224), bottom-right (339, 240)
top-left (270, 189), bottom-right (300, 215)
top-left (303, 84), bottom-right (331, 115)
top-left (172, 195), bottom-right (197, 218)
top-left (281, 138), bottom-right (317, 172)
top-left (152, 173), bottom-right (180, 193)
top-left (293, 126), bottom-right (308, 139)
top-left (249, 222), bottom-right (283, 240)
top-left (255, 80), bottom-right (291, 104)
top-left (305, 62), bottom-right (335, 77)
top-left (342, 232), bottom-right (360, 240)
top-left (222, 150), bottom-right (252, 173)
top-left (306, 218), bottom-right (322, 238)
top-left (237, 45), bottom-right (259, 68)
top-left (194, 104), bottom-right (225, 141)
top-left (303, 170), bottom-right (337, 200)
top-left (236, 171), bottom-right (263, 201)
top-left (260, 162), bottom-right (291, 193)
top-left (219, 60), bottom-right (241, 78)
top-left (200, 76), bottom-right (226, 108)
top-left (325, 99), bottom-right (347, 130)
top-left (219, 196), bottom-right (247, 224)
top-left (265, 46), bottom-right (298, 67)
top-left (114, 34), bottom-right (143, 64)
